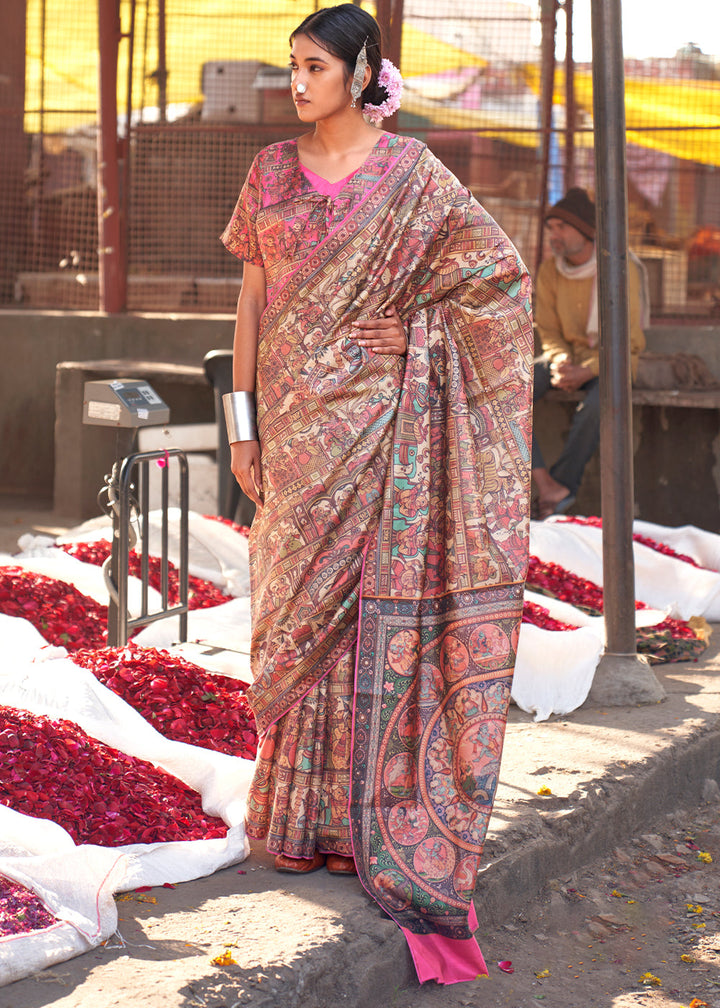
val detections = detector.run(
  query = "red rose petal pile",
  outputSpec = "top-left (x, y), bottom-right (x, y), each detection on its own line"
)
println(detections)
top-left (522, 599), bottom-right (576, 632)
top-left (0, 876), bottom-right (58, 937)
top-left (527, 556), bottom-right (611, 614)
top-left (526, 556), bottom-right (706, 664)
top-left (72, 644), bottom-right (257, 760)
top-left (558, 515), bottom-right (706, 570)
top-left (0, 705), bottom-right (228, 846)
top-left (0, 567), bottom-right (107, 651)
top-left (60, 540), bottom-right (232, 610)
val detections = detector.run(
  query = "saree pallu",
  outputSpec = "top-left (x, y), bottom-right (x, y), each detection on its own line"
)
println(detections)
top-left (223, 135), bottom-right (533, 984)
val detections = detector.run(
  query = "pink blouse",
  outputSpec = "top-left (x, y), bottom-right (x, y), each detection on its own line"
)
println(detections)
top-left (300, 165), bottom-right (357, 198)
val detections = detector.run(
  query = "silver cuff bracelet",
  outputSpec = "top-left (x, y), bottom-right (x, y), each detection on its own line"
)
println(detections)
top-left (223, 390), bottom-right (258, 444)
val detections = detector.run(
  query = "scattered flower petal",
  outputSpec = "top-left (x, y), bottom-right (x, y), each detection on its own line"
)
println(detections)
top-left (211, 947), bottom-right (238, 966)
top-left (497, 960), bottom-right (514, 973)
top-left (640, 972), bottom-right (662, 986)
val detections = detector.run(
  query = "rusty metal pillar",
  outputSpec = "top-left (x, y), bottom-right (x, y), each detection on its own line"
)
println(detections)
top-left (564, 0), bottom-right (576, 190)
top-left (535, 0), bottom-right (558, 279)
top-left (0, 0), bottom-right (26, 303)
top-left (587, 0), bottom-right (664, 706)
top-left (97, 0), bottom-right (126, 312)
top-left (157, 0), bottom-right (168, 122)
top-left (376, 0), bottom-right (403, 133)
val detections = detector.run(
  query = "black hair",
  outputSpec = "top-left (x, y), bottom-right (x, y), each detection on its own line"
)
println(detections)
top-left (290, 3), bottom-right (387, 108)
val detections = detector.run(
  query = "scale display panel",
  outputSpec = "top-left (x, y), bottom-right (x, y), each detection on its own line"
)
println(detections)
top-left (82, 379), bottom-right (170, 428)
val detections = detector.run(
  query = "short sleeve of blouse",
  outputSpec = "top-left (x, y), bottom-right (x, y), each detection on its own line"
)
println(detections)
top-left (220, 157), bottom-right (264, 266)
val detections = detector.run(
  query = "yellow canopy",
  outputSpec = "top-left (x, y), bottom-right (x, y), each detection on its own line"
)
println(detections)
top-left (26, 0), bottom-right (718, 168)
top-left (25, 0), bottom-right (483, 131)
top-left (577, 71), bottom-right (720, 168)
top-left (524, 65), bottom-right (720, 167)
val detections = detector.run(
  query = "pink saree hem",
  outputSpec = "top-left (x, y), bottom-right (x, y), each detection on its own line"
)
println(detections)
top-left (401, 928), bottom-right (488, 985)
top-left (402, 890), bottom-right (487, 984)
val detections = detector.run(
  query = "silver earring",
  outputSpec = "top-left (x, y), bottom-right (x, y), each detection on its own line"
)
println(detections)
top-left (350, 39), bottom-right (368, 108)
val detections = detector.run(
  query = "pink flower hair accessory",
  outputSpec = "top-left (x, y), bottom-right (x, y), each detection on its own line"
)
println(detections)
top-left (363, 58), bottom-right (403, 123)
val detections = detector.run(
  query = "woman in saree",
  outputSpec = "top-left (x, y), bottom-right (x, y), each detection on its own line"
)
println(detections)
top-left (221, 3), bottom-right (534, 986)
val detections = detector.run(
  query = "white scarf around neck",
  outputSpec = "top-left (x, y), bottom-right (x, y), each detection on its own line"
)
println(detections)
top-left (554, 248), bottom-right (599, 346)
top-left (554, 246), bottom-right (651, 347)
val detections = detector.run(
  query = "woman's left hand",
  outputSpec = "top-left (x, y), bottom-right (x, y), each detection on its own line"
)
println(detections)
top-left (352, 305), bottom-right (407, 355)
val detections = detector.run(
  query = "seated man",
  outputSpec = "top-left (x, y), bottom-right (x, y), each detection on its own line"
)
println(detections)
top-left (532, 187), bottom-right (647, 519)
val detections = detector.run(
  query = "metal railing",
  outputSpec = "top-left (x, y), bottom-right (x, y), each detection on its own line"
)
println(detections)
top-left (99, 448), bottom-right (189, 647)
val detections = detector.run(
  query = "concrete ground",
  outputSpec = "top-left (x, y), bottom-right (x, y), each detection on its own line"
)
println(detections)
top-left (0, 500), bottom-right (719, 1007)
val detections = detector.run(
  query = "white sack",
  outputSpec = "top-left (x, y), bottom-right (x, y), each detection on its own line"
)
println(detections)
top-left (532, 519), bottom-right (720, 621)
top-left (632, 520), bottom-right (720, 573)
top-left (53, 510), bottom-right (251, 597)
top-left (0, 806), bottom-right (127, 988)
top-left (513, 621), bottom-right (603, 721)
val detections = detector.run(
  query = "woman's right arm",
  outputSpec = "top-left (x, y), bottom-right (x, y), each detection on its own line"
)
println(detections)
top-left (230, 261), bottom-right (267, 507)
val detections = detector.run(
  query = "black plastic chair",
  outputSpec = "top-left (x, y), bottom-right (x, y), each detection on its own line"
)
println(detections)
top-left (202, 349), bottom-right (256, 527)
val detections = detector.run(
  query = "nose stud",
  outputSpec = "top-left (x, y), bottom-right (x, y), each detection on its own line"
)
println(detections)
top-left (296, 82), bottom-right (307, 94)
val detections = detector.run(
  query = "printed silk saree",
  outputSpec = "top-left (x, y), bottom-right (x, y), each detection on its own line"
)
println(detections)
top-left (222, 133), bottom-right (534, 984)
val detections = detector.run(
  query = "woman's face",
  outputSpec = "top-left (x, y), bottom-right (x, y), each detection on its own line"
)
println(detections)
top-left (289, 33), bottom-right (353, 123)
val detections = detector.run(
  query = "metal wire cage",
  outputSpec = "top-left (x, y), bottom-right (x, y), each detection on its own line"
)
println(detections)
top-left (3, 0), bottom-right (718, 318)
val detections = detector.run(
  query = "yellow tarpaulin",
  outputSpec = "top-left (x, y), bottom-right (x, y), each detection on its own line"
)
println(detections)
top-left (25, 0), bottom-right (483, 130)
top-left (525, 65), bottom-right (720, 167)
top-left (577, 71), bottom-right (720, 168)
top-left (25, 0), bottom-right (719, 169)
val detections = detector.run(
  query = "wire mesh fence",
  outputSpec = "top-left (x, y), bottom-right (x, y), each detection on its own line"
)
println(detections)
top-left (3, 0), bottom-right (719, 316)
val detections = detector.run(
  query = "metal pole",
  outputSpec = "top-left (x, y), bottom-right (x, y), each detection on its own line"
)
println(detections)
top-left (564, 0), bottom-right (576, 190)
top-left (376, 0), bottom-right (403, 133)
top-left (0, 0), bottom-right (26, 301)
top-left (157, 0), bottom-right (168, 122)
top-left (33, 0), bottom-right (47, 270)
top-left (587, 0), bottom-right (664, 705)
top-left (97, 0), bottom-right (126, 311)
top-left (121, 0), bottom-right (137, 288)
top-left (535, 0), bottom-right (557, 279)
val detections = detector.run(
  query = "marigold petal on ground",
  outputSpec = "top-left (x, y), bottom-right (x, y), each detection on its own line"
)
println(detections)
top-left (211, 948), bottom-right (238, 966)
